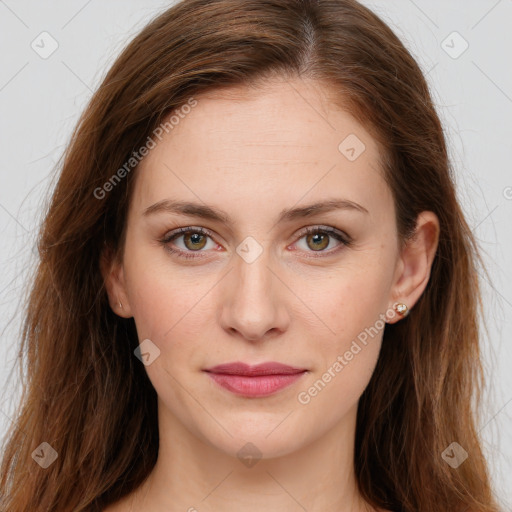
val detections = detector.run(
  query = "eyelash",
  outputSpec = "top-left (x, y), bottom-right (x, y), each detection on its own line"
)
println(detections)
top-left (159, 225), bottom-right (352, 260)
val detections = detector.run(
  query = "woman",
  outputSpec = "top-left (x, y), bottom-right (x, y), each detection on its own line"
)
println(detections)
top-left (0, 0), bottom-right (501, 511)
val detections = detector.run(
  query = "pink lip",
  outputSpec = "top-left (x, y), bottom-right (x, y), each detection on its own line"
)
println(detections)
top-left (203, 362), bottom-right (307, 398)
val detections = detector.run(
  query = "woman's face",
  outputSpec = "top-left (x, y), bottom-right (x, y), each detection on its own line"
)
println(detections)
top-left (108, 77), bottom-right (413, 459)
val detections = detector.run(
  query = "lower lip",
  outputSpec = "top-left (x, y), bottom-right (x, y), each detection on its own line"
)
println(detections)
top-left (205, 372), bottom-right (306, 397)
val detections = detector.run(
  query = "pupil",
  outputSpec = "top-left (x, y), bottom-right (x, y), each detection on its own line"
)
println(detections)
top-left (309, 232), bottom-right (328, 251)
top-left (185, 232), bottom-right (206, 250)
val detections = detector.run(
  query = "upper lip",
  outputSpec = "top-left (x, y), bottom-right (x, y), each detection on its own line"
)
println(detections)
top-left (204, 362), bottom-right (307, 376)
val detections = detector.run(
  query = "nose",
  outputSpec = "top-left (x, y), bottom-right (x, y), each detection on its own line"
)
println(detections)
top-left (219, 249), bottom-right (290, 342)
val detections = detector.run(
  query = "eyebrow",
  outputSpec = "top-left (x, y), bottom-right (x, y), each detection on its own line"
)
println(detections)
top-left (143, 197), bottom-right (369, 223)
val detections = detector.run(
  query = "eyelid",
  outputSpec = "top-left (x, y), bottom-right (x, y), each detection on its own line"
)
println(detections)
top-left (159, 224), bottom-right (351, 259)
top-left (159, 226), bottom-right (220, 260)
top-left (294, 225), bottom-right (351, 243)
top-left (289, 225), bottom-right (352, 258)
top-left (161, 225), bottom-right (214, 242)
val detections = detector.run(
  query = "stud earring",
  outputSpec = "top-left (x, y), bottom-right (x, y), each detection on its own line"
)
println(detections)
top-left (118, 301), bottom-right (123, 309)
top-left (394, 302), bottom-right (408, 317)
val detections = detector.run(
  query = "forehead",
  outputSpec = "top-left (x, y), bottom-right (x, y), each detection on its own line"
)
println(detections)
top-left (132, 78), bottom-right (390, 224)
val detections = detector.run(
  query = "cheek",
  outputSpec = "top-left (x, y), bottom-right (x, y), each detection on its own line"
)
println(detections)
top-left (298, 259), bottom-right (391, 343)
top-left (294, 273), bottom-right (387, 423)
top-left (122, 256), bottom-right (212, 406)
top-left (123, 248), bottom-right (222, 387)
top-left (293, 256), bottom-right (391, 398)
top-left (123, 245), bottom-right (206, 338)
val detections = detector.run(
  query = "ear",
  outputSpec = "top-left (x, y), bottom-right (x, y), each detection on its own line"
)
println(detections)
top-left (386, 211), bottom-right (440, 324)
top-left (100, 245), bottom-right (133, 318)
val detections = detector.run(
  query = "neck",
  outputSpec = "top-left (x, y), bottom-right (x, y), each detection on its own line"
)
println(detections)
top-left (129, 399), bottom-right (375, 512)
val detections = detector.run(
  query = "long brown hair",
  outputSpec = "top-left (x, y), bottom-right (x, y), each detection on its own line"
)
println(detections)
top-left (0, 1), bottom-right (500, 510)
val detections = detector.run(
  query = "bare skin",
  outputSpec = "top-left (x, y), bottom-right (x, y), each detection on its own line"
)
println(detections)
top-left (103, 76), bottom-right (439, 512)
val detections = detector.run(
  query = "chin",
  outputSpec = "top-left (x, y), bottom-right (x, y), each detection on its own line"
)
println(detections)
top-left (194, 412), bottom-right (314, 462)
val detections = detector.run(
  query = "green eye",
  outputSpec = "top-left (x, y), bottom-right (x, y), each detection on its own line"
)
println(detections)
top-left (160, 225), bottom-right (351, 260)
top-left (160, 227), bottom-right (215, 259)
top-left (295, 226), bottom-right (351, 255)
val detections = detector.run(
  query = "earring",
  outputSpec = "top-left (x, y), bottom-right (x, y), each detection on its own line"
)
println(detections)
top-left (118, 301), bottom-right (123, 309)
top-left (394, 302), bottom-right (409, 317)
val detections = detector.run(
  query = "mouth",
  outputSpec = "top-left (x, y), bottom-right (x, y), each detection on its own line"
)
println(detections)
top-left (202, 362), bottom-right (308, 398)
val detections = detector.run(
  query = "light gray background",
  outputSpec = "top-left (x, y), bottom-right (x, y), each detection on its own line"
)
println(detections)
top-left (0, 0), bottom-right (510, 507)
